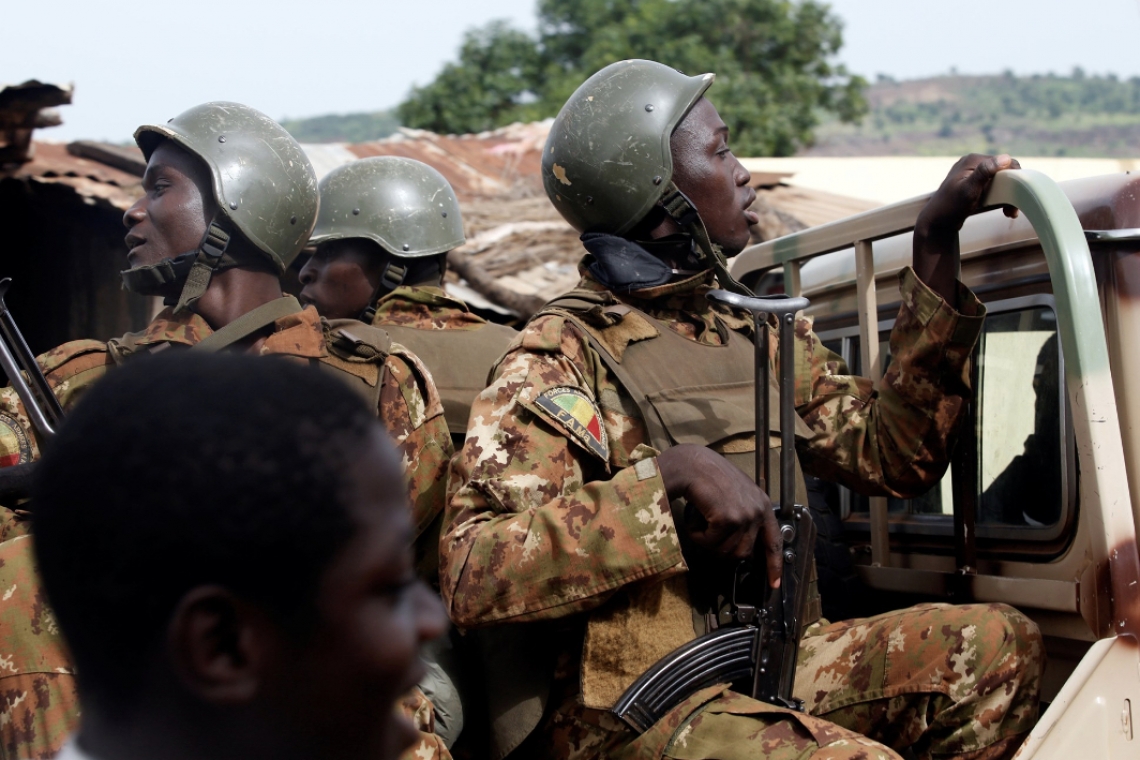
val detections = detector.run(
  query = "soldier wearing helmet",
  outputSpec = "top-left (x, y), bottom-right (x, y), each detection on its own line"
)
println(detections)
top-left (441, 60), bottom-right (1043, 760)
top-left (298, 156), bottom-right (517, 448)
top-left (0, 103), bottom-right (453, 760)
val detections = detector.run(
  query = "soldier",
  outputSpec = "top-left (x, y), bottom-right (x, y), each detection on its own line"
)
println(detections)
top-left (0, 102), bottom-right (453, 760)
top-left (441, 60), bottom-right (1044, 760)
top-left (297, 156), bottom-right (518, 749)
top-left (298, 156), bottom-right (517, 448)
top-left (32, 352), bottom-right (449, 760)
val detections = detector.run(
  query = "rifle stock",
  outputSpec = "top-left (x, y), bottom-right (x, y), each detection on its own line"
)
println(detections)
top-left (0, 278), bottom-right (64, 503)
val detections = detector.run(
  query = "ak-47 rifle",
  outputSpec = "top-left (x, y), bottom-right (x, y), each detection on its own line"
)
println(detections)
top-left (611, 291), bottom-right (817, 733)
top-left (0, 278), bottom-right (65, 502)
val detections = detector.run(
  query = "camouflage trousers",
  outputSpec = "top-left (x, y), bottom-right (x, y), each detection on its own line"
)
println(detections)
top-left (0, 535), bottom-right (78, 760)
top-left (536, 603), bottom-right (1043, 760)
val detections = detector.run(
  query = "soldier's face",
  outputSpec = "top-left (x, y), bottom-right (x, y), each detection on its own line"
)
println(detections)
top-left (298, 239), bottom-right (385, 320)
top-left (670, 98), bottom-right (757, 257)
top-left (124, 142), bottom-right (217, 272)
top-left (266, 428), bottom-right (448, 759)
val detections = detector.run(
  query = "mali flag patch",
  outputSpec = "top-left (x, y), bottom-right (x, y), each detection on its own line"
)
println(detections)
top-left (535, 386), bottom-right (609, 461)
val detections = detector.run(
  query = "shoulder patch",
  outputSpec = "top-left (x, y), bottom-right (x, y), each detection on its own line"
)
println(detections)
top-left (0, 412), bottom-right (32, 468)
top-left (534, 386), bottom-right (608, 460)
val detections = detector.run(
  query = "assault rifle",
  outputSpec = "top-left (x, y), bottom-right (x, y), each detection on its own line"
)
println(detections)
top-left (0, 278), bottom-right (64, 501)
top-left (611, 291), bottom-right (817, 733)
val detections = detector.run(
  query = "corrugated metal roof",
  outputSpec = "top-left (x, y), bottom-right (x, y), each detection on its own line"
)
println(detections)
top-left (3, 141), bottom-right (143, 211)
top-left (302, 121), bottom-right (552, 200)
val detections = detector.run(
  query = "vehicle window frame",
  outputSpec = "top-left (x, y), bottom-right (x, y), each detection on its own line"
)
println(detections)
top-left (814, 293), bottom-right (1077, 549)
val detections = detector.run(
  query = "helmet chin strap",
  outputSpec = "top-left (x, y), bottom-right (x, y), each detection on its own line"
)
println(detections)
top-left (120, 220), bottom-right (238, 313)
top-left (359, 260), bottom-right (408, 322)
top-left (659, 182), bottom-right (754, 297)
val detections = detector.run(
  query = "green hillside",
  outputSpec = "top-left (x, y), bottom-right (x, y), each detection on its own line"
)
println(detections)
top-left (281, 71), bottom-right (1140, 157)
top-left (805, 71), bottom-right (1140, 157)
top-left (280, 110), bottom-right (399, 144)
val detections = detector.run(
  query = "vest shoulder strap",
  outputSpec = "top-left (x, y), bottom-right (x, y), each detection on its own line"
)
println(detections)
top-left (318, 319), bottom-right (394, 412)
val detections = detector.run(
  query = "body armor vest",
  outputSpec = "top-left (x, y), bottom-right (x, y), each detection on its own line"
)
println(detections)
top-left (381, 321), bottom-right (516, 437)
top-left (542, 289), bottom-right (821, 629)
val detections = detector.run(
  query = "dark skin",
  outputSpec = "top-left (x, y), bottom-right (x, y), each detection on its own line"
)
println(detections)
top-left (76, 428), bottom-right (449, 760)
top-left (123, 142), bottom-right (286, 352)
top-left (650, 97), bottom-right (1018, 586)
top-left (297, 239), bottom-right (387, 320)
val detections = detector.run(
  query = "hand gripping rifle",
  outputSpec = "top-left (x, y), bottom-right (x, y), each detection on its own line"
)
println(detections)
top-left (0, 278), bottom-right (65, 501)
top-left (610, 291), bottom-right (817, 733)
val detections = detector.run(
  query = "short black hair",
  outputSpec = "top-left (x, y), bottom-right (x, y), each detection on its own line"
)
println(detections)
top-left (33, 352), bottom-right (382, 708)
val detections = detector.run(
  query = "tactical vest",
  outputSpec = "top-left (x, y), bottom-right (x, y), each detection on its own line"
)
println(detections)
top-left (317, 319), bottom-right (394, 412)
top-left (107, 308), bottom-right (394, 412)
top-left (381, 321), bottom-right (517, 437)
top-left (480, 291), bottom-right (824, 758)
top-left (542, 289), bottom-right (821, 628)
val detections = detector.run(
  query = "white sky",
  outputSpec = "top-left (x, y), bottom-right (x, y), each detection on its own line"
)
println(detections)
top-left (5, 0), bottom-right (1140, 143)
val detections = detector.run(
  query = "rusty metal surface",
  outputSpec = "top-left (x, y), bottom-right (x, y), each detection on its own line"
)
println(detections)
top-left (2, 141), bottom-right (143, 211)
top-left (344, 122), bottom-right (549, 201)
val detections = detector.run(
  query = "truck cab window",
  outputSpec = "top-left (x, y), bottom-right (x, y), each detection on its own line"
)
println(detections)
top-left (818, 298), bottom-right (1070, 544)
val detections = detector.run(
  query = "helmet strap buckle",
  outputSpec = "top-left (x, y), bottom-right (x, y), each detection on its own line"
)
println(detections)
top-left (172, 221), bottom-right (232, 313)
top-left (660, 182), bottom-right (753, 297)
top-left (380, 261), bottom-right (408, 291)
top-left (360, 261), bottom-right (408, 322)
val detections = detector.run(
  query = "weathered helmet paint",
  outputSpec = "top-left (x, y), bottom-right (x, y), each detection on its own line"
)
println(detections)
top-left (134, 102), bottom-right (319, 271)
top-left (309, 156), bottom-right (465, 257)
top-left (542, 59), bottom-right (714, 235)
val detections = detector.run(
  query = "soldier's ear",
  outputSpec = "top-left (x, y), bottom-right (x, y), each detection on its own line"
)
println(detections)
top-left (165, 585), bottom-right (269, 704)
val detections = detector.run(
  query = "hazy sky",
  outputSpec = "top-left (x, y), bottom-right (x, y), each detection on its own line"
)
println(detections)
top-left (5, 0), bottom-right (1140, 142)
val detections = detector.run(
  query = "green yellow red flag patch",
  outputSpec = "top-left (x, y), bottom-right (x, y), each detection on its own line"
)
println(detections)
top-left (0, 412), bottom-right (31, 468)
top-left (535, 386), bottom-right (608, 460)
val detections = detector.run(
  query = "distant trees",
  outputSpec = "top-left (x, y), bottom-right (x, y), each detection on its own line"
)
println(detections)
top-left (398, 0), bottom-right (868, 156)
top-left (280, 111), bottom-right (399, 143)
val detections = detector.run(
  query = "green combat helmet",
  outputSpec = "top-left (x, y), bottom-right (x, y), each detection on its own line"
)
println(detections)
top-left (123, 102), bottom-right (320, 312)
top-left (308, 156), bottom-right (465, 316)
top-left (542, 59), bottom-right (751, 294)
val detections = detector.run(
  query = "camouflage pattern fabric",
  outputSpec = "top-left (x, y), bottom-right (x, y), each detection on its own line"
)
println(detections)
top-left (796, 603), bottom-right (1043, 760)
top-left (0, 536), bottom-right (77, 760)
top-left (373, 285), bottom-right (490, 331)
top-left (0, 304), bottom-right (452, 760)
top-left (400, 687), bottom-right (454, 760)
top-left (442, 265), bottom-right (1042, 759)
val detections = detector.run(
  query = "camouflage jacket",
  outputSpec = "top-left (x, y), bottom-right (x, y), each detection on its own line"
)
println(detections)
top-left (372, 285), bottom-right (517, 442)
top-left (441, 265), bottom-right (985, 628)
top-left (0, 305), bottom-right (452, 546)
top-left (373, 285), bottom-right (491, 331)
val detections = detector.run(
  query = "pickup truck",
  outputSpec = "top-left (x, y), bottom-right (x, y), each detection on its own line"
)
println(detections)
top-left (730, 169), bottom-right (1140, 758)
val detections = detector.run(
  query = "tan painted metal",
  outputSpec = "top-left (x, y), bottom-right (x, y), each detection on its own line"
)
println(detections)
top-left (730, 170), bottom-right (1140, 755)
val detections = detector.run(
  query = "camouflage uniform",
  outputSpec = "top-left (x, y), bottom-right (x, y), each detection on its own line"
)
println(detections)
top-left (0, 304), bottom-right (452, 760)
top-left (371, 284), bottom-right (516, 752)
top-left (372, 285), bottom-right (517, 438)
top-left (441, 266), bottom-right (1043, 760)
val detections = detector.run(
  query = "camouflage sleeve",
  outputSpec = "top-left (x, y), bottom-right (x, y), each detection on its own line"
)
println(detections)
top-left (440, 319), bottom-right (685, 628)
top-left (0, 342), bottom-right (112, 475)
top-left (381, 347), bottom-right (454, 543)
top-left (795, 266), bottom-right (985, 498)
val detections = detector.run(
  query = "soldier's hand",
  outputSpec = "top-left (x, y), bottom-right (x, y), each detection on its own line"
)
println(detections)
top-left (918, 153), bottom-right (1021, 234)
top-left (657, 444), bottom-right (782, 587)
top-left (914, 154), bottom-right (1021, 304)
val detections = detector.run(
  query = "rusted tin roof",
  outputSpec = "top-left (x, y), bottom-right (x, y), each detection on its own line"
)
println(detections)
top-left (304, 120), bottom-right (552, 200)
top-left (2, 141), bottom-right (144, 211)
